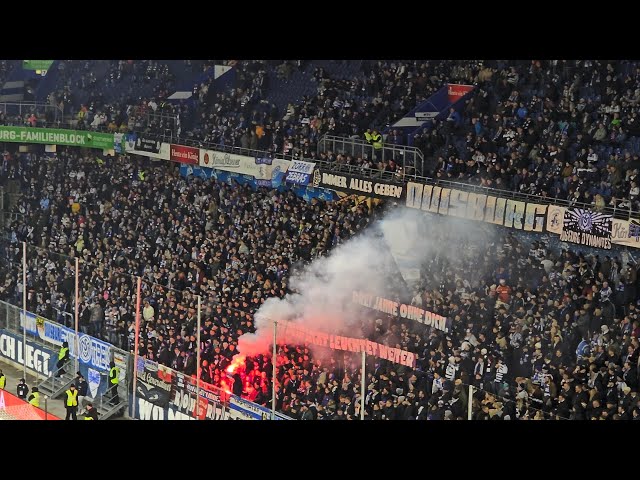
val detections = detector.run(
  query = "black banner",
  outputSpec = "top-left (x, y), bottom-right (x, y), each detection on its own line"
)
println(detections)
top-left (311, 169), bottom-right (404, 200)
top-left (135, 136), bottom-right (161, 154)
top-left (170, 370), bottom-right (226, 420)
top-left (135, 358), bottom-right (173, 407)
top-left (560, 207), bottom-right (612, 249)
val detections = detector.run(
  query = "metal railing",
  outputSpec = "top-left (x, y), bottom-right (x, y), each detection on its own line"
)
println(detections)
top-left (0, 101), bottom-right (64, 124)
top-left (317, 134), bottom-right (426, 178)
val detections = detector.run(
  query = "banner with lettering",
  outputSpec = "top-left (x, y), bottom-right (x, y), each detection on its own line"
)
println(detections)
top-left (312, 169), bottom-right (405, 200)
top-left (352, 291), bottom-right (452, 333)
top-left (170, 370), bottom-right (227, 420)
top-left (560, 208), bottom-right (612, 249)
top-left (611, 217), bottom-right (640, 248)
top-left (19, 311), bottom-right (113, 372)
top-left (285, 160), bottom-right (316, 186)
top-left (0, 329), bottom-right (57, 377)
top-left (0, 126), bottom-right (114, 150)
top-left (134, 357), bottom-right (174, 408)
top-left (276, 319), bottom-right (416, 368)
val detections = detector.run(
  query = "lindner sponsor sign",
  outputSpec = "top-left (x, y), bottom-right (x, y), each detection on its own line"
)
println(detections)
top-left (170, 144), bottom-right (199, 164)
top-left (285, 160), bottom-right (316, 186)
top-left (561, 208), bottom-right (613, 249)
top-left (312, 170), bottom-right (404, 200)
top-left (0, 126), bottom-right (114, 150)
top-left (198, 149), bottom-right (291, 185)
top-left (352, 291), bottom-right (452, 333)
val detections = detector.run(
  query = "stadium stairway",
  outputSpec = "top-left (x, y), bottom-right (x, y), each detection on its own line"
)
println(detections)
top-left (35, 366), bottom-right (76, 400)
top-left (35, 362), bottom-right (127, 420)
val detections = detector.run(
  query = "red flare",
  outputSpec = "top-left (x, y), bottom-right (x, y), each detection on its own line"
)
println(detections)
top-left (226, 355), bottom-right (246, 375)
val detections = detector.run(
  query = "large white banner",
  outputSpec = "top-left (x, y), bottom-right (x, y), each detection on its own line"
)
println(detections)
top-left (199, 149), bottom-right (290, 186)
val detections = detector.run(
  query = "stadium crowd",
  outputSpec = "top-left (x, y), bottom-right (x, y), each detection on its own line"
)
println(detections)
top-left (2, 144), bottom-right (640, 420)
top-left (3, 60), bottom-right (640, 420)
top-left (6, 59), bottom-right (640, 210)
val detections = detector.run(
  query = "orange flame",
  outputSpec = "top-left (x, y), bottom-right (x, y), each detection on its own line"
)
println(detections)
top-left (226, 355), bottom-right (246, 375)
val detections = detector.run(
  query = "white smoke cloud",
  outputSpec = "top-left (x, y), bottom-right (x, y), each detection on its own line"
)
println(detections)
top-left (237, 205), bottom-right (497, 357)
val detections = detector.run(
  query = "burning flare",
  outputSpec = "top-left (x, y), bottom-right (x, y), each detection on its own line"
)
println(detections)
top-left (226, 355), bottom-right (246, 375)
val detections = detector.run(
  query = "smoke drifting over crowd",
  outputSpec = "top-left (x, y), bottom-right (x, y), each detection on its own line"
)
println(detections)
top-left (237, 206), bottom-right (497, 358)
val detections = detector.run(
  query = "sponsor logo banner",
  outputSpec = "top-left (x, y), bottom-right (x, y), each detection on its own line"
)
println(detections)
top-left (447, 83), bottom-right (474, 104)
top-left (0, 126), bottom-right (114, 149)
top-left (560, 208), bottom-right (612, 249)
top-left (135, 137), bottom-right (161, 154)
top-left (276, 319), bottom-right (416, 368)
top-left (285, 160), bottom-right (316, 186)
top-left (313, 170), bottom-right (404, 200)
top-left (170, 144), bottom-right (199, 164)
top-left (0, 329), bottom-right (56, 377)
top-left (353, 291), bottom-right (451, 333)
top-left (198, 149), bottom-right (291, 187)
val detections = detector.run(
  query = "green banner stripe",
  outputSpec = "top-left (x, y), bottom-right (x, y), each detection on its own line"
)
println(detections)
top-left (0, 126), bottom-right (113, 150)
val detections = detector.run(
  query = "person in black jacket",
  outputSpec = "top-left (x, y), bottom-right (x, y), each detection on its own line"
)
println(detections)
top-left (82, 402), bottom-right (99, 420)
top-left (55, 341), bottom-right (70, 377)
top-left (231, 372), bottom-right (244, 396)
top-left (16, 378), bottom-right (29, 400)
top-left (75, 372), bottom-right (89, 407)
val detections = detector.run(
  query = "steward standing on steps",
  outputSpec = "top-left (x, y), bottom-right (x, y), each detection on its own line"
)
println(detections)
top-left (55, 341), bottom-right (70, 377)
top-left (0, 369), bottom-right (5, 390)
top-left (17, 378), bottom-right (29, 400)
top-left (28, 387), bottom-right (40, 408)
top-left (64, 384), bottom-right (79, 420)
top-left (108, 361), bottom-right (120, 405)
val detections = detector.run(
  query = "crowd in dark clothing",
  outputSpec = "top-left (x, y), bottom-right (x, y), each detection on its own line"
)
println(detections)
top-left (33, 59), bottom-right (640, 212)
top-left (5, 59), bottom-right (640, 420)
top-left (2, 146), bottom-right (640, 420)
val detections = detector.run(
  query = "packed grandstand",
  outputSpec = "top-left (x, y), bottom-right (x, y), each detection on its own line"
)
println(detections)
top-left (1, 59), bottom-right (640, 420)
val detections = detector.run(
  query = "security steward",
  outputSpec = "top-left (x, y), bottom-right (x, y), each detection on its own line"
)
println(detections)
top-left (108, 361), bottom-right (120, 405)
top-left (64, 384), bottom-right (79, 420)
top-left (55, 341), bottom-right (70, 377)
top-left (28, 386), bottom-right (40, 408)
top-left (371, 129), bottom-right (383, 161)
